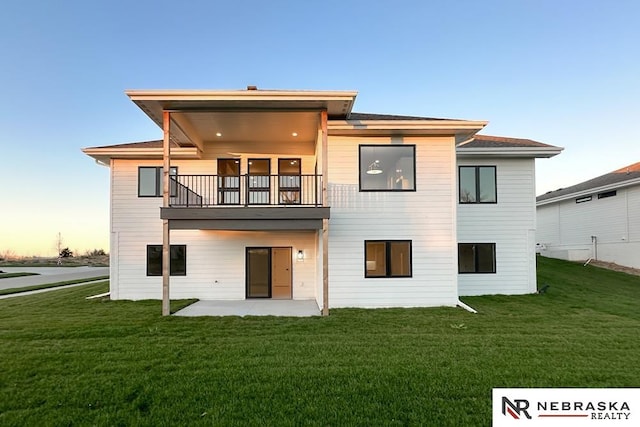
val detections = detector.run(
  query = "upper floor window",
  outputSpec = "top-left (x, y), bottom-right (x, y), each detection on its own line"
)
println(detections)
top-left (359, 145), bottom-right (416, 191)
top-left (138, 166), bottom-right (177, 197)
top-left (365, 240), bottom-right (412, 278)
top-left (459, 166), bottom-right (496, 203)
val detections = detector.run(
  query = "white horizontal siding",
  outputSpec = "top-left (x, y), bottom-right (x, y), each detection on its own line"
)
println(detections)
top-left (327, 136), bottom-right (458, 308)
top-left (458, 158), bottom-right (537, 296)
top-left (537, 184), bottom-right (640, 268)
top-left (111, 159), bottom-right (318, 300)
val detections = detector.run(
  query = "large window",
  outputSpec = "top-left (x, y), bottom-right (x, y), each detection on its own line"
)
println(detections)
top-left (138, 166), bottom-right (178, 197)
top-left (359, 145), bottom-right (416, 191)
top-left (365, 240), bottom-right (412, 278)
top-left (146, 245), bottom-right (187, 276)
top-left (459, 166), bottom-right (496, 203)
top-left (458, 243), bottom-right (496, 274)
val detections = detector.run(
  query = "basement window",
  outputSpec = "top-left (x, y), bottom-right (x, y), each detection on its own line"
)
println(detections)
top-left (458, 243), bottom-right (496, 274)
top-left (146, 245), bottom-right (187, 276)
top-left (365, 240), bottom-right (412, 278)
top-left (597, 190), bottom-right (617, 199)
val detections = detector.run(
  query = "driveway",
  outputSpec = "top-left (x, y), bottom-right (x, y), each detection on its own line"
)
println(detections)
top-left (0, 266), bottom-right (109, 291)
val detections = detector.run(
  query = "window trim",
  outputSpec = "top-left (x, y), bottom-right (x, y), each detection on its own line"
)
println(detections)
top-left (146, 244), bottom-right (187, 276)
top-left (458, 165), bottom-right (497, 204)
top-left (364, 240), bottom-right (413, 278)
top-left (458, 243), bottom-right (496, 274)
top-left (358, 144), bottom-right (417, 192)
top-left (138, 166), bottom-right (178, 198)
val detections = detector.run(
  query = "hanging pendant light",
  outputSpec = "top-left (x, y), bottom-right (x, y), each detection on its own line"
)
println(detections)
top-left (367, 160), bottom-right (383, 175)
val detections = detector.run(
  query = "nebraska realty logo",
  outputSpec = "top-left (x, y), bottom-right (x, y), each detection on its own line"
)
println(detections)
top-left (492, 388), bottom-right (639, 426)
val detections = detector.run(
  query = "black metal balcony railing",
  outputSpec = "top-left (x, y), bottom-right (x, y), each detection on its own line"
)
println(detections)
top-left (170, 174), bottom-right (323, 207)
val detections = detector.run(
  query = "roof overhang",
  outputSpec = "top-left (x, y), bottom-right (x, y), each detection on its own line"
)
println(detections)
top-left (457, 146), bottom-right (563, 158)
top-left (328, 119), bottom-right (488, 143)
top-left (82, 146), bottom-right (200, 164)
top-left (126, 89), bottom-right (358, 149)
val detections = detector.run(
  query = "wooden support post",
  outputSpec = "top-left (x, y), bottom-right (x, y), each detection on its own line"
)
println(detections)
top-left (162, 111), bottom-right (171, 316)
top-left (321, 110), bottom-right (329, 316)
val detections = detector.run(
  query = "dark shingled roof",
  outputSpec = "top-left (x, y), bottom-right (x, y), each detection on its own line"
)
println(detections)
top-left (348, 112), bottom-right (456, 121)
top-left (537, 162), bottom-right (640, 202)
top-left (86, 140), bottom-right (178, 149)
top-left (463, 134), bottom-right (554, 149)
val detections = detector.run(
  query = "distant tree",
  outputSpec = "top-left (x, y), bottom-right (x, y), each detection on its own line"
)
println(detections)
top-left (85, 249), bottom-right (106, 257)
top-left (60, 248), bottom-right (74, 258)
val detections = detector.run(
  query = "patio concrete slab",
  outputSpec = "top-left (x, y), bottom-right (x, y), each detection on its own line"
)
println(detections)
top-left (174, 299), bottom-right (320, 317)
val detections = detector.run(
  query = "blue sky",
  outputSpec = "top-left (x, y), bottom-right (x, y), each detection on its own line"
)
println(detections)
top-left (1, 0), bottom-right (639, 255)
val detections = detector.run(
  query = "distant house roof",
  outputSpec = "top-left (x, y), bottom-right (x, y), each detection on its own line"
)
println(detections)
top-left (537, 162), bottom-right (640, 203)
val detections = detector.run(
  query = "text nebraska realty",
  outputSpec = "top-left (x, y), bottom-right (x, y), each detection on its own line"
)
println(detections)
top-left (503, 397), bottom-right (631, 420)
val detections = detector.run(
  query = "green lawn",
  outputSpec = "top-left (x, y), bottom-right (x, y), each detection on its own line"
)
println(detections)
top-left (0, 257), bottom-right (638, 426)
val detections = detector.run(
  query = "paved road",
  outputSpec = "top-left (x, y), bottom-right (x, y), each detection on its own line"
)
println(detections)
top-left (0, 266), bottom-right (109, 291)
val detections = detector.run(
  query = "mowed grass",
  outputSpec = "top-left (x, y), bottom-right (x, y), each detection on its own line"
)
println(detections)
top-left (0, 257), bottom-right (638, 426)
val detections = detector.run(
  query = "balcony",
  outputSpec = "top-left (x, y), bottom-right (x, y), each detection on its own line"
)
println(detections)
top-left (161, 174), bottom-right (330, 230)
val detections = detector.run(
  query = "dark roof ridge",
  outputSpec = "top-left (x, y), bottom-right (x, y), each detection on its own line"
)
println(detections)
top-left (348, 112), bottom-right (460, 121)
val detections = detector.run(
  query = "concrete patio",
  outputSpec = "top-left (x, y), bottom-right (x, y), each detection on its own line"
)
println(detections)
top-left (173, 299), bottom-right (321, 317)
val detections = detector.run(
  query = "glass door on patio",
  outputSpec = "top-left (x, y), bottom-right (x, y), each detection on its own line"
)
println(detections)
top-left (246, 247), bottom-right (292, 299)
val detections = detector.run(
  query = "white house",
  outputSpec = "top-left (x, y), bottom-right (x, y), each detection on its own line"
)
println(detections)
top-left (536, 162), bottom-right (640, 269)
top-left (83, 87), bottom-right (562, 315)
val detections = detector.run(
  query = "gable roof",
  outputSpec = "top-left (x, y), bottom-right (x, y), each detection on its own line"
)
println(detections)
top-left (537, 162), bottom-right (640, 203)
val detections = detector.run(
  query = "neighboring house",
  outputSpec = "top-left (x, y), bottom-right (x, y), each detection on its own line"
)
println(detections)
top-left (83, 87), bottom-right (562, 315)
top-left (536, 162), bottom-right (640, 269)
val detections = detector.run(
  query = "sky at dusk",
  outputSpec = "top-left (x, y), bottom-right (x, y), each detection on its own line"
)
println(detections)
top-left (1, 0), bottom-right (639, 256)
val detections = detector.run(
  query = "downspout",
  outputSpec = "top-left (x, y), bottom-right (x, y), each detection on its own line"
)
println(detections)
top-left (457, 299), bottom-right (478, 314)
top-left (591, 235), bottom-right (598, 261)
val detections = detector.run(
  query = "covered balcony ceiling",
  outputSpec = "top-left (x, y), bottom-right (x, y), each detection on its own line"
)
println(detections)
top-left (173, 110), bottom-right (320, 145)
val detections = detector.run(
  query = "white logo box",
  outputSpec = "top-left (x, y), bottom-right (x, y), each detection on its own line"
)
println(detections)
top-left (493, 388), bottom-right (640, 426)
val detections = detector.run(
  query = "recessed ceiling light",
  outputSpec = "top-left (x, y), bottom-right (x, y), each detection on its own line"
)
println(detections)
top-left (292, 132), bottom-right (298, 137)
top-left (216, 132), bottom-right (222, 137)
